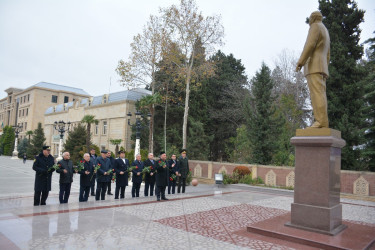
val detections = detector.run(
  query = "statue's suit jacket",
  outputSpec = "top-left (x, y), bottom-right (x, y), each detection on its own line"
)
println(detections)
top-left (297, 21), bottom-right (330, 77)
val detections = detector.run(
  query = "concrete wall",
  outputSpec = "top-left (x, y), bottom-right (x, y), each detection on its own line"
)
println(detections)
top-left (189, 160), bottom-right (375, 197)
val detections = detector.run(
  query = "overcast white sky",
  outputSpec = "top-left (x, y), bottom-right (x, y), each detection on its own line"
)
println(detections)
top-left (0, 0), bottom-right (374, 99)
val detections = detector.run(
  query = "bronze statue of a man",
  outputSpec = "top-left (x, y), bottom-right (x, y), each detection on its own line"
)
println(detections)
top-left (296, 11), bottom-right (330, 128)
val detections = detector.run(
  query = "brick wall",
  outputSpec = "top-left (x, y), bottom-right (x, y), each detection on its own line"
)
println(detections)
top-left (189, 160), bottom-right (375, 196)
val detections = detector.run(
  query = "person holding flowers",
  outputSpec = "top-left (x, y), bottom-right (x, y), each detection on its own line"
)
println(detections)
top-left (32, 146), bottom-right (55, 206)
top-left (155, 151), bottom-right (169, 201)
top-left (89, 148), bottom-right (97, 196)
top-left (143, 153), bottom-right (157, 197)
top-left (131, 154), bottom-right (144, 198)
top-left (168, 154), bottom-right (179, 195)
top-left (95, 150), bottom-right (112, 201)
top-left (114, 150), bottom-right (129, 199)
top-left (56, 151), bottom-right (76, 204)
top-left (106, 150), bottom-right (115, 195)
top-left (78, 153), bottom-right (94, 202)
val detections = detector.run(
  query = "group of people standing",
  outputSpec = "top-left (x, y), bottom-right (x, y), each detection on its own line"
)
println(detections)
top-left (32, 145), bottom-right (189, 206)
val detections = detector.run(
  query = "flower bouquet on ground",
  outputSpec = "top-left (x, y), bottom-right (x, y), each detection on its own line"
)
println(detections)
top-left (90, 163), bottom-right (101, 181)
top-left (169, 174), bottom-right (176, 182)
top-left (74, 160), bottom-right (85, 172)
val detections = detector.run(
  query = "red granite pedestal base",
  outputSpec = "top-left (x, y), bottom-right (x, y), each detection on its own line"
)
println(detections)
top-left (246, 213), bottom-right (375, 250)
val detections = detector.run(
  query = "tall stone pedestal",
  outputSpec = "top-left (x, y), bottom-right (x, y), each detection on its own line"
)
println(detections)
top-left (285, 128), bottom-right (347, 235)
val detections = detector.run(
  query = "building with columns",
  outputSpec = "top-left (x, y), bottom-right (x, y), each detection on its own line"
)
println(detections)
top-left (0, 82), bottom-right (90, 140)
top-left (44, 88), bottom-right (151, 157)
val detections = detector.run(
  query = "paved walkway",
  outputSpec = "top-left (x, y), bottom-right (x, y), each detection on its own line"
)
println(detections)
top-left (0, 156), bottom-right (374, 249)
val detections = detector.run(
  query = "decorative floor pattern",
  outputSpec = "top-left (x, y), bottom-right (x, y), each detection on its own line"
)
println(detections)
top-left (156, 204), bottom-right (292, 249)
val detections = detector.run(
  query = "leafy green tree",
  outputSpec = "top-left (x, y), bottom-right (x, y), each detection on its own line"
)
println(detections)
top-left (81, 115), bottom-right (98, 153)
top-left (187, 117), bottom-right (212, 160)
top-left (362, 32), bottom-right (375, 171)
top-left (245, 63), bottom-right (281, 165)
top-left (0, 126), bottom-right (15, 156)
top-left (228, 125), bottom-right (252, 163)
top-left (17, 138), bottom-right (29, 157)
top-left (26, 130), bottom-right (33, 144)
top-left (138, 94), bottom-right (162, 152)
top-left (318, 0), bottom-right (366, 170)
top-left (27, 123), bottom-right (46, 158)
top-left (205, 51), bottom-right (248, 161)
top-left (64, 124), bottom-right (87, 163)
top-left (110, 139), bottom-right (123, 157)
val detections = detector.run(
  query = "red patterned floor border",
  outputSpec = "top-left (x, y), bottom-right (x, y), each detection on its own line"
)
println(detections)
top-left (0, 190), bottom-right (246, 221)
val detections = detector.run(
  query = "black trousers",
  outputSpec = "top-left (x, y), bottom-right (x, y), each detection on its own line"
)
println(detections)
top-left (59, 183), bottom-right (72, 204)
top-left (132, 182), bottom-right (141, 197)
top-left (96, 182), bottom-right (107, 200)
top-left (90, 175), bottom-right (96, 195)
top-left (144, 181), bottom-right (155, 196)
top-left (107, 181), bottom-right (112, 194)
top-left (155, 186), bottom-right (166, 199)
top-left (115, 185), bottom-right (126, 199)
top-left (34, 191), bottom-right (49, 206)
top-left (79, 185), bottom-right (90, 202)
top-left (168, 180), bottom-right (176, 194)
top-left (177, 177), bottom-right (186, 193)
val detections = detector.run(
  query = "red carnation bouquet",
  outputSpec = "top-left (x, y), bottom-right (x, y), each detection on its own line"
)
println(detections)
top-left (169, 174), bottom-right (176, 182)
top-left (74, 160), bottom-right (85, 172)
top-left (90, 163), bottom-right (101, 181)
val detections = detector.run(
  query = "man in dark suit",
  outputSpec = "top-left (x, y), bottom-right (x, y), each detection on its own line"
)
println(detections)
top-left (143, 153), bottom-right (157, 197)
top-left (114, 150), bottom-right (129, 199)
top-left (155, 151), bottom-right (169, 201)
top-left (89, 148), bottom-right (97, 196)
top-left (95, 150), bottom-right (112, 200)
top-left (56, 151), bottom-right (76, 204)
top-left (79, 153), bottom-right (94, 202)
top-left (32, 146), bottom-right (55, 206)
top-left (177, 149), bottom-right (189, 194)
top-left (168, 154), bottom-right (179, 194)
top-left (131, 154), bottom-right (144, 197)
top-left (106, 150), bottom-right (115, 195)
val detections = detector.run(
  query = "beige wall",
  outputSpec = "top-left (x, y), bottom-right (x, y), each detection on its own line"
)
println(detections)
top-left (44, 100), bottom-right (138, 157)
top-left (0, 86), bottom-right (89, 140)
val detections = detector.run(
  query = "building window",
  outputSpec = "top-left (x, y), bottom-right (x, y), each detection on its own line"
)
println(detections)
top-left (22, 109), bottom-right (25, 116)
top-left (24, 122), bottom-right (27, 130)
top-left (102, 121), bottom-right (107, 135)
top-left (26, 108), bottom-right (28, 116)
top-left (19, 110), bottom-right (21, 117)
top-left (95, 124), bottom-right (99, 135)
top-left (27, 94), bottom-right (30, 102)
top-left (64, 96), bottom-right (69, 103)
top-left (52, 95), bottom-right (58, 103)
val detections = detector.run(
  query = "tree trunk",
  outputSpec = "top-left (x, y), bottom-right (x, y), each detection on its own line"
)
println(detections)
top-left (182, 55), bottom-right (194, 149)
top-left (148, 106), bottom-right (154, 153)
top-left (164, 84), bottom-right (168, 153)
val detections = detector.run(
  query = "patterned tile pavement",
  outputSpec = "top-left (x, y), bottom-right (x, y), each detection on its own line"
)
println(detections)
top-left (0, 156), bottom-right (374, 249)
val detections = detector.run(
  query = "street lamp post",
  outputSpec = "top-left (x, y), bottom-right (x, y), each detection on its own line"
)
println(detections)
top-left (11, 124), bottom-right (23, 159)
top-left (127, 111), bottom-right (151, 159)
top-left (54, 120), bottom-right (71, 161)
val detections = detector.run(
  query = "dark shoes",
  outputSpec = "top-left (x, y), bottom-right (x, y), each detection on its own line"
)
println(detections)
top-left (108, 193), bottom-right (113, 195)
top-left (157, 198), bottom-right (161, 201)
top-left (161, 197), bottom-right (168, 200)
top-left (91, 193), bottom-right (95, 196)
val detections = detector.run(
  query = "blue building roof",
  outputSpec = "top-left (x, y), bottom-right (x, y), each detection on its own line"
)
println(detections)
top-left (33, 82), bottom-right (90, 96)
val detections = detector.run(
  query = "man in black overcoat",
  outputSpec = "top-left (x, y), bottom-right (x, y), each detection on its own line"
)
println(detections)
top-left (114, 150), bottom-right (129, 199)
top-left (32, 146), bottom-right (55, 206)
top-left (89, 148), bottom-right (97, 196)
top-left (155, 152), bottom-right (169, 201)
top-left (106, 150), bottom-right (115, 195)
top-left (143, 153), bottom-right (157, 197)
top-left (168, 154), bottom-right (179, 194)
top-left (79, 153), bottom-right (94, 202)
top-left (96, 150), bottom-right (112, 200)
top-left (131, 154), bottom-right (144, 197)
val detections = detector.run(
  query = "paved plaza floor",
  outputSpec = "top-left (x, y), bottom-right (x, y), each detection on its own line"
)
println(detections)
top-left (0, 156), bottom-right (374, 249)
